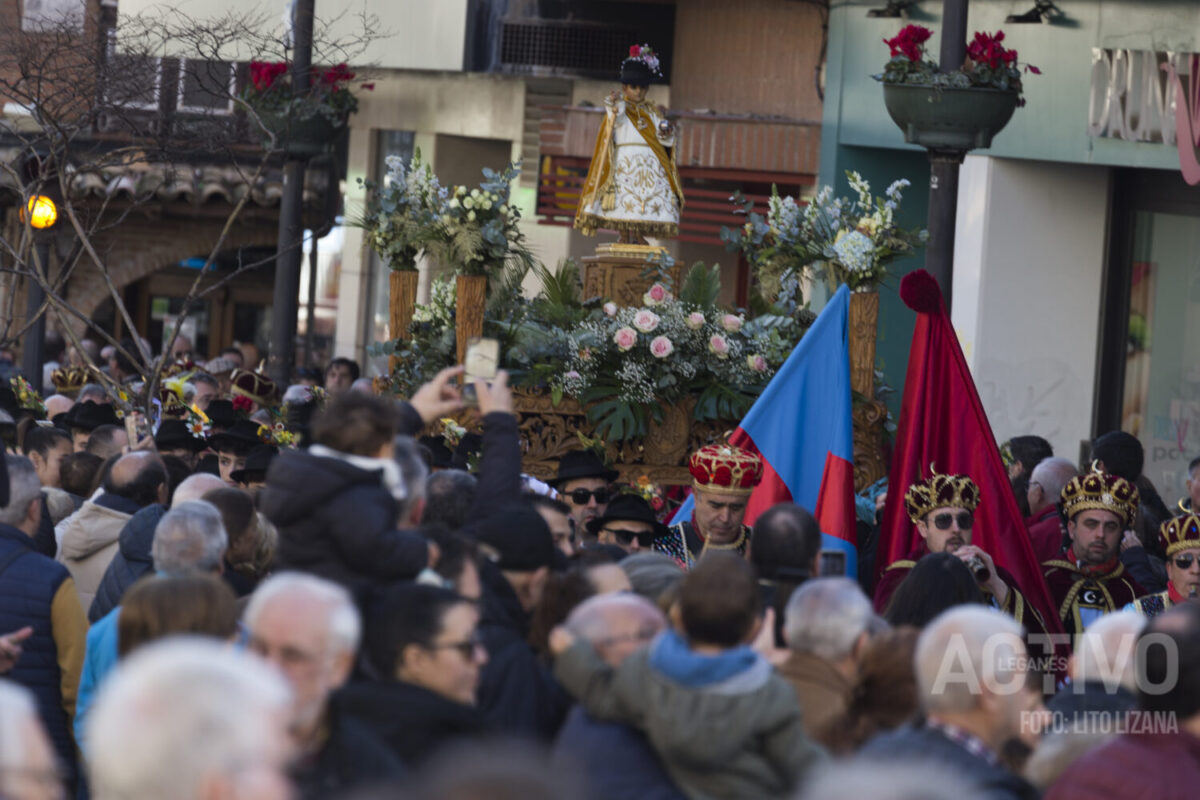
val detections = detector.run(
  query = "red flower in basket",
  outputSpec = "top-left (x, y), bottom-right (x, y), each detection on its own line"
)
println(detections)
top-left (884, 24), bottom-right (933, 63)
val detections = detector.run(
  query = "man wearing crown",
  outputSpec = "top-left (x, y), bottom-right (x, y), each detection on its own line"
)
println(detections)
top-left (873, 471), bottom-right (1045, 633)
top-left (1041, 470), bottom-right (1145, 641)
top-left (653, 444), bottom-right (762, 569)
top-left (1129, 514), bottom-right (1200, 617)
top-left (574, 44), bottom-right (683, 245)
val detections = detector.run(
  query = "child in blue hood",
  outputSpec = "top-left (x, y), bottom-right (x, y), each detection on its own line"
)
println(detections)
top-left (552, 552), bottom-right (826, 799)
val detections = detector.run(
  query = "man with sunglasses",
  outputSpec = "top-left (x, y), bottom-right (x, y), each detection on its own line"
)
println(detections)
top-left (550, 451), bottom-right (619, 543)
top-left (873, 472), bottom-right (1043, 635)
top-left (1042, 469), bottom-right (1145, 642)
top-left (655, 444), bottom-right (763, 569)
top-left (587, 494), bottom-right (668, 555)
top-left (1129, 513), bottom-right (1200, 618)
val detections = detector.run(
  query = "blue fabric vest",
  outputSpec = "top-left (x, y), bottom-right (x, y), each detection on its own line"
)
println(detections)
top-left (0, 524), bottom-right (76, 775)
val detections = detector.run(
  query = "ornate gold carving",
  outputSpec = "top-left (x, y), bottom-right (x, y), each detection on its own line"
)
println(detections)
top-left (852, 400), bottom-right (888, 492)
top-left (582, 251), bottom-right (682, 306)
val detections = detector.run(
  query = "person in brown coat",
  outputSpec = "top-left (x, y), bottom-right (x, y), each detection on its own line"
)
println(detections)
top-left (820, 626), bottom-right (921, 754)
top-left (777, 577), bottom-right (875, 747)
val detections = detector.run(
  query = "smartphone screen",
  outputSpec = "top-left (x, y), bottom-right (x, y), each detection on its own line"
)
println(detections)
top-left (462, 337), bottom-right (499, 407)
top-left (818, 549), bottom-right (847, 577)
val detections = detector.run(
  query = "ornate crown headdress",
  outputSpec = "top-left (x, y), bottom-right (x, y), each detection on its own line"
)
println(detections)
top-left (688, 443), bottom-right (763, 497)
top-left (1160, 513), bottom-right (1200, 558)
top-left (904, 466), bottom-right (980, 524)
top-left (1059, 464), bottom-right (1139, 528)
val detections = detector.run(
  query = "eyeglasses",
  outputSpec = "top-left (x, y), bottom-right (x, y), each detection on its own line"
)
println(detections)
top-left (1173, 555), bottom-right (1199, 570)
top-left (603, 527), bottom-right (654, 547)
top-left (429, 633), bottom-right (486, 661)
top-left (568, 488), bottom-right (611, 505)
top-left (931, 511), bottom-right (974, 531)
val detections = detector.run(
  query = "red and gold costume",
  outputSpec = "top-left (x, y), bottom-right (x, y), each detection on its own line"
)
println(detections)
top-left (654, 444), bottom-right (762, 569)
top-left (1131, 513), bottom-right (1200, 618)
top-left (873, 470), bottom-right (1047, 636)
top-left (1041, 469), bottom-right (1144, 639)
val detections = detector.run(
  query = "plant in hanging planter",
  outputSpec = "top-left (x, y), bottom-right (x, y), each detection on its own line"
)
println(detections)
top-left (242, 60), bottom-right (371, 143)
top-left (875, 25), bottom-right (1040, 101)
top-left (357, 149), bottom-right (450, 269)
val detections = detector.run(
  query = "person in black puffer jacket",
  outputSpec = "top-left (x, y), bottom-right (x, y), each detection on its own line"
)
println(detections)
top-left (260, 394), bottom-right (433, 599)
top-left (260, 367), bottom-right (522, 603)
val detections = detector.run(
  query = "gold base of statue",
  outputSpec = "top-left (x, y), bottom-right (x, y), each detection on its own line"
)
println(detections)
top-left (595, 243), bottom-right (669, 257)
top-left (583, 245), bottom-right (680, 306)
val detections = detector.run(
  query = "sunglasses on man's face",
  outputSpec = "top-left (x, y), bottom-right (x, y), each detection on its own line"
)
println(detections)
top-left (568, 488), bottom-right (611, 505)
top-left (930, 511), bottom-right (974, 531)
top-left (1173, 554), bottom-right (1199, 570)
top-left (604, 527), bottom-right (654, 547)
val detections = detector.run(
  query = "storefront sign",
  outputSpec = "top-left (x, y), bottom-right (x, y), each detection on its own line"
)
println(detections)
top-left (1089, 49), bottom-right (1200, 185)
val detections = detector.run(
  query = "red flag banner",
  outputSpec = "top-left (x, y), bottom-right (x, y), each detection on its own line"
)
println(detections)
top-left (876, 270), bottom-right (1062, 634)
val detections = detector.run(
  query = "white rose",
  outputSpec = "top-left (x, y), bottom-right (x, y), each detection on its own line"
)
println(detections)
top-left (467, 211), bottom-right (476, 221)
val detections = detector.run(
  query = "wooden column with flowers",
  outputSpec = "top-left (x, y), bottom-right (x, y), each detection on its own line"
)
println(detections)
top-left (725, 172), bottom-right (928, 490)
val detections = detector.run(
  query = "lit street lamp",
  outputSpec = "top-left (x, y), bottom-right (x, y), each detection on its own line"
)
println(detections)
top-left (20, 193), bottom-right (57, 394)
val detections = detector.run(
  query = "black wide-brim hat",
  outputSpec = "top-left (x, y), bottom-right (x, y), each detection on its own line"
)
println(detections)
top-left (551, 449), bottom-right (619, 487)
top-left (418, 435), bottom-right (454, 470)
top-left (155, 419), bottom-right (207, 452)
top-left (620, 58), bottom-right (654, 87)
top-left (586, 493), bottom-right (669, 540)
top-left (208, 419), bottom-right (264, 455)
top-left (64, 400), bottom-right (120, 432)
top-left (204, 400), bottom-right (237, 430)
top-left (231, 444), bottom-right (279, 484)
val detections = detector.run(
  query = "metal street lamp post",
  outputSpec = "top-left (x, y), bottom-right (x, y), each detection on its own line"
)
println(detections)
top-left (21, 194), bottom-right (58, 394)
top-left (267, 0), bottom-right (315, 388)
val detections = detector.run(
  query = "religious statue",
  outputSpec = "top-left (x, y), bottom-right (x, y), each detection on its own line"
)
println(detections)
top-left (574, 44), bottom-right (684, 245)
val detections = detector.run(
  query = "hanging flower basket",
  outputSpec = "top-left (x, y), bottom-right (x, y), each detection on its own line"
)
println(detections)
top-left (882, 84), bottom-right (1019, 151)
top-left (258, 111), bottom-right (344, 158)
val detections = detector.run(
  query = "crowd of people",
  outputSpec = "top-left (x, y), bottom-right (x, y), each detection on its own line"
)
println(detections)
top-left (1, 335), bottom-right (1199, 800)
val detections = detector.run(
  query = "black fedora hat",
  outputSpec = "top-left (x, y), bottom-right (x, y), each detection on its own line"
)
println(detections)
top-left (619, 58), bottom-right (654, 87)
top-left (231, 444), bottom-right (279, 484)
top-left (208, 419), bottom-right (264, 455)
top-left (65, 400), bottom-right (120, 432)
top-left (418, 435), bottom-right (453, 470)
top-left (155, 419), bottom-right (207, 452)
top-left (204, 400), bottom-right (237, 431)
top-left (551, 449), bottom-right (618, 487)
top-left (586, 493), bottom-right (669, 541)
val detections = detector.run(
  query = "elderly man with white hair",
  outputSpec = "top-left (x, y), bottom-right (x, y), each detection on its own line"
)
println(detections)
top-left (551, 593), bottom-right (685, 800)
top-left (1025, 457), bottom-right (1078, 563)
top-left (74, 500), bottom-right (228, 753)
top-left (860, 606), bottom-right (1041, 800)
top-left (0, 680), bottom-right (63, 800)
top-left (87, 638), bottom-right (293, 800)
top-left (244, 573), bottom-right (401, 798)
top-left (778, 577), bottom-right (878, 745)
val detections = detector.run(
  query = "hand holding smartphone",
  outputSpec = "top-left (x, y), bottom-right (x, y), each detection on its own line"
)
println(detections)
top-left (461, 337), bottom-right (499, 408)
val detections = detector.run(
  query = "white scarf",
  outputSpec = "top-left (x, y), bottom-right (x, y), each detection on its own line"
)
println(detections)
top-left (308, 444), bottom-right (407, 502)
